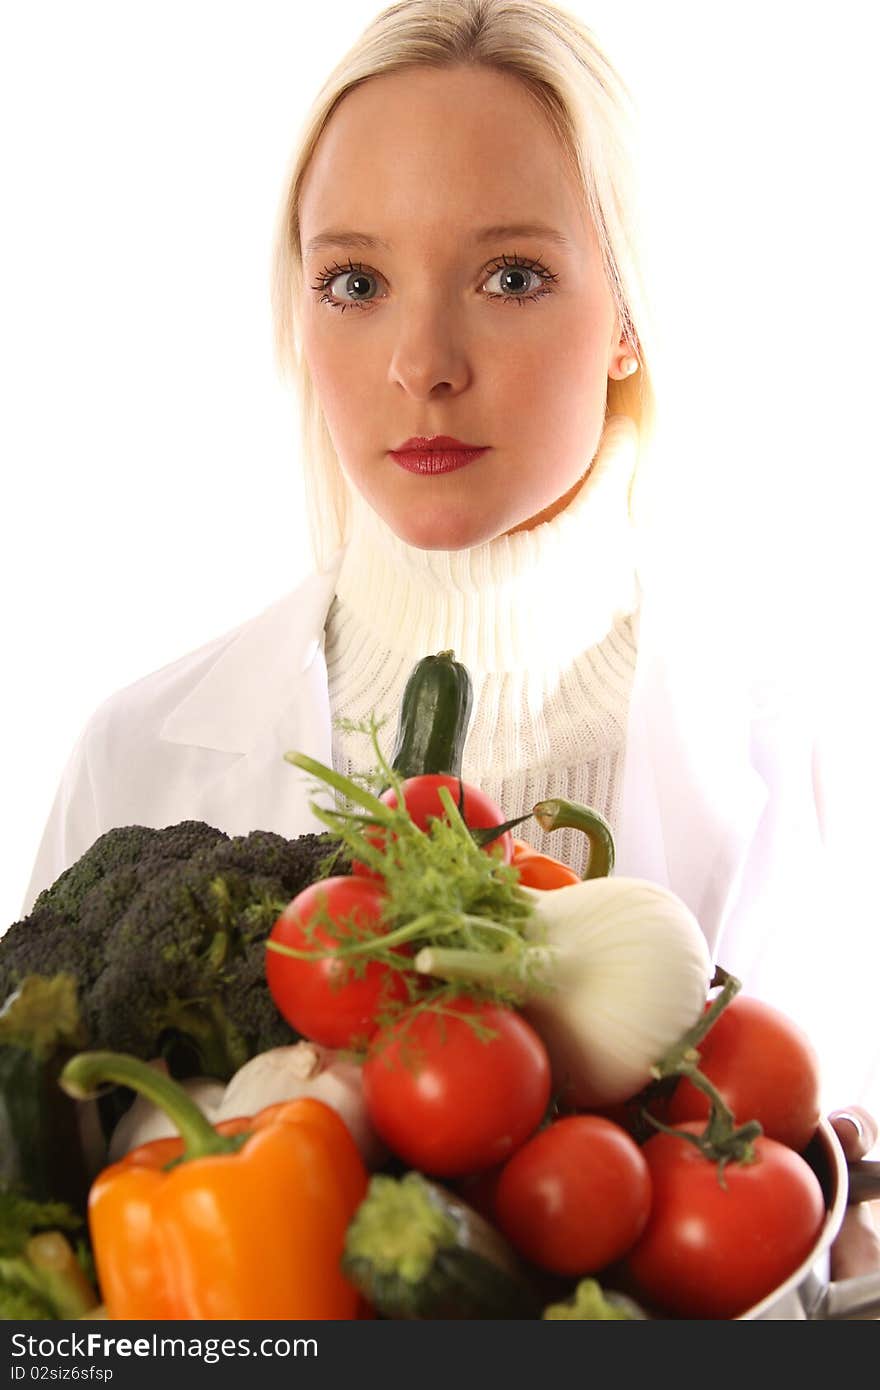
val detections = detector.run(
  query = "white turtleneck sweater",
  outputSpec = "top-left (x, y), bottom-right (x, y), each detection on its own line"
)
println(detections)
top-left (324, 416), bottom-right (642, 876)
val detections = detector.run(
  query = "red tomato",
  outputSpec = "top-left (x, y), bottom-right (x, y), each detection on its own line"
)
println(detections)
top-left (493, 1115), bottom-right (652, 1276)
top-left (354, 775), bottom-right (513, 878)
top-left (624, 1122), bottom-right (826, 1318)
top-left (667, 995), bottom-right (822, 1152)
top-left (266, 876), bottom-right (410, 1049)
top-left (362, 996), bottom-right (551, 1176)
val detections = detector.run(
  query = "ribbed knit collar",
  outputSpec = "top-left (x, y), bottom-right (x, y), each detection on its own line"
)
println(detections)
top-left (333, 414), bottom-right (640, 674)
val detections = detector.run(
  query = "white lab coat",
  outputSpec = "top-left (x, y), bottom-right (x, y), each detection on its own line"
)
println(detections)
top-left (21, 549), bottom-right (879, 1117)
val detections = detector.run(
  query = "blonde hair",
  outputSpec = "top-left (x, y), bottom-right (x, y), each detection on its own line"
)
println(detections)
top-left (271, 0), bottom-right (655, 571)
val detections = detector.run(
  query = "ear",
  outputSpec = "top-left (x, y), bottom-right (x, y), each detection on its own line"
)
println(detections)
top-left (607, 321), bottom-right (641, 381)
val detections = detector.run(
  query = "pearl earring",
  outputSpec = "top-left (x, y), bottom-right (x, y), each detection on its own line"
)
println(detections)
top-left (620, 355), bottom-right (640, 377)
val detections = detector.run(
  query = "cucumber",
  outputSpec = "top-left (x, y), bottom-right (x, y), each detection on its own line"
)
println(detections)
top-left (389, 650), bottom-right (474, 779)
top-left (341, 1171), bottom-right (541, 1319)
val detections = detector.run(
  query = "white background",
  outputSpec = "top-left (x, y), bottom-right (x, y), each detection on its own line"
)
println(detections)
top-left (2, 0), bottom-right (878, 928)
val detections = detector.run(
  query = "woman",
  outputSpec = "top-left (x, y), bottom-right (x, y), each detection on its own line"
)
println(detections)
top-left (23, 0), bottom-right (879, 1273)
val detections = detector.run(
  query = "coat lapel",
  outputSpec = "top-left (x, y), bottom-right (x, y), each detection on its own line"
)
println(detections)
top-left (158, 557), bottom-right (343, 839)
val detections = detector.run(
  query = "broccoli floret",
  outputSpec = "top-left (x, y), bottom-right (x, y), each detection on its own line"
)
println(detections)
top-left (192, 829), bottom-right (348, 895)
top-left (219, 940), bottom-right (300, 1058)
top-left (0, 907), bottom-right (81, 1006)
top-left (31, 821), bottom-right (228, 920)
top-left (0, 1184), bottom-right (98, 1319)
top-left (85, 861), bottom-right (292, 1078)
top-left (0, 861), bottom-right (183, 1010)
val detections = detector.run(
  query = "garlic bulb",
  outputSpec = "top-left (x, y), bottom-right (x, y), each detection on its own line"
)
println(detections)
top-left (215, 1040), bottom-right (388, 1169)
top-left (108, 1043), bottom-right (387, 1168)
top-left (108, 1062), bottom-right (224, 1161)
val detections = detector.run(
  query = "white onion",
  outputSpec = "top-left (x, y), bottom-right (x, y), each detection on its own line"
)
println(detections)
top-left (520, 877), bottom-right (712, 1106)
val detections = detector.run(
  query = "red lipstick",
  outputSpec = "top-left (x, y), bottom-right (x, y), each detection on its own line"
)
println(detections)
top-left (389, 435), bottom-right (489, 475)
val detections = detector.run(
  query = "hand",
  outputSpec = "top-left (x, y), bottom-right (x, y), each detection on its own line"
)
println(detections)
top-left (828, 1106), bottom-right (880, 1282)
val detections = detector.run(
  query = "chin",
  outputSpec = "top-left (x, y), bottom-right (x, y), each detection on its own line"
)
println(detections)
top-left (387, 504), bottom-right (509, 551)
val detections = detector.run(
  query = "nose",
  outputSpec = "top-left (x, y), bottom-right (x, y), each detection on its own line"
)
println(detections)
top-left (387, 296), bottom-right (472, 399)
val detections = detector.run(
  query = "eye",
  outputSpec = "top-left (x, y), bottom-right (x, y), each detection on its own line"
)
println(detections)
top-left (311, 260), bottom-right (384, 311)
top-left (481, 254), bottom-right (558, 304)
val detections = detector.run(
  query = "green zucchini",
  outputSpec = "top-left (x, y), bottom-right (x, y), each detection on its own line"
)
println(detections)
top-left (542, 1278), bottom-right (649, 1320)
top-left (341, 1171), bottom-right (541, 1319)
top-left (389, 650), bottom-right (474, 779)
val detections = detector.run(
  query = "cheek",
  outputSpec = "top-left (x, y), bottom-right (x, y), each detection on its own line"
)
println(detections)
top-left (489, 312), bottom-right (611, 440)
top-left (300, 318), bottom-right (377, 429)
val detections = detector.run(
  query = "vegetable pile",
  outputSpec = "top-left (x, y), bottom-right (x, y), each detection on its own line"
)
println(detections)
top-left (0, 651), bottom-right (827, 1321)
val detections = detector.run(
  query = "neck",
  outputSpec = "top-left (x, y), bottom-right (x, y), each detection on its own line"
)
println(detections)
top-left (335, 414), bottom-right (640, 673)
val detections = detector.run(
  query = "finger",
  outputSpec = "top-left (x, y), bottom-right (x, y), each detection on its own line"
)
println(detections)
top-left (830, 1205), bottom-right (880, 1282)
top-left (829, 1106), bottom-right (879, 1161)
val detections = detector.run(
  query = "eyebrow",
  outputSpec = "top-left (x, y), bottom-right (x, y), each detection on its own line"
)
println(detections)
top-left (303, 222), bottom-right (573, 255)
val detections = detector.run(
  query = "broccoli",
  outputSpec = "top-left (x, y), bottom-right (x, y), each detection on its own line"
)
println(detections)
top-left (0, 822), bottom-right (344, 1184)
top-left (1, 822), bottom-right (343, 1082)
top-left (0, 1184), bottom-right (98, 1319)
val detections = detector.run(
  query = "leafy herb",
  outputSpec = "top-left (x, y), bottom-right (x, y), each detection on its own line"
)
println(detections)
top-left (279, 718), bottom-right (543, 1037)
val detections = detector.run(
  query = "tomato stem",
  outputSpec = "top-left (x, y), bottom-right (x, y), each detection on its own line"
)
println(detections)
top-left (652, 965), bottom-right (741, 1079)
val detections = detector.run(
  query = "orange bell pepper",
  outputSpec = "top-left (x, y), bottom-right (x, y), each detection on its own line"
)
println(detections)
top-left (60, 1051), bottom-right (368, 1321)
top-left (510, 844), bottom-right (580, 890)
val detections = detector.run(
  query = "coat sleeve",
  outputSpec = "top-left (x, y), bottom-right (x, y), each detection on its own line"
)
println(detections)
top-left (21, 723), bottom-right (102, 915)
top-left (715, 686), bottom-right (880, 1128)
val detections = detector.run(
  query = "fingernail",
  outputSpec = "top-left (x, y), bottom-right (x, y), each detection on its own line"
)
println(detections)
top-left (832, 1109), bottom-right (865, 1140)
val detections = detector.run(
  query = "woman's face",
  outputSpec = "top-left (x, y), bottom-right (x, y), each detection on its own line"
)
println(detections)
top-left (298, 64), bottom-right (630, 549)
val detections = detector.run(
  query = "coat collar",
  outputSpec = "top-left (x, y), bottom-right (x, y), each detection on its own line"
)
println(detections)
top-left (159, 557), bottom-right (344, 755)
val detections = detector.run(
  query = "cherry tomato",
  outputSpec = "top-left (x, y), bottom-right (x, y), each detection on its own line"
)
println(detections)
top-left (362, 996), bottom-right (551, 1176)
top-left (266, 876), bottom-right (410, 1049)
top-left (354, 774), bottom-right (514, 879)
top-left (624, 1122), bottom-right (826, 1318)
top-left (667, 995), bottom-right (822, 1152)
top-left (493, 1115), bottom-right (652, 1276)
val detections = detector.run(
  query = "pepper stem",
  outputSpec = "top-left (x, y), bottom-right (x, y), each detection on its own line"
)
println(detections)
top-left (531, 799), bottom-right (615, 879)
top-left (59, 1051), bottom-right (240, 1162)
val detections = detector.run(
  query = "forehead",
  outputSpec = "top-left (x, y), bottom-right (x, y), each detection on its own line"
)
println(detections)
top-left (299, 65), bottom-right (590, 250)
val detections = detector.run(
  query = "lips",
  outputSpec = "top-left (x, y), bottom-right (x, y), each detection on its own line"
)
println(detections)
top-left (389, 435), bottom-right (490, 476)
